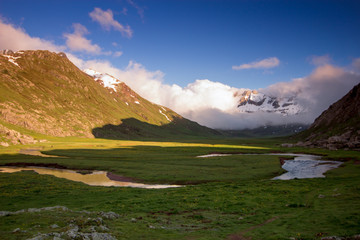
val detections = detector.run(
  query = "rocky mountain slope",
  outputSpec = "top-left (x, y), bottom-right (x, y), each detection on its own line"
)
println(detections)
top-left (0, 50), bottom-right (219, 144)
top-left (292, 83), bottom-right (360, 149)
top-left (235, 90), bottom-right (304, 115)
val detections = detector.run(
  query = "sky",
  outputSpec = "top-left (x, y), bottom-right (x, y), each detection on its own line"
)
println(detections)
top-left (1, 0), bottom-right (360, 129)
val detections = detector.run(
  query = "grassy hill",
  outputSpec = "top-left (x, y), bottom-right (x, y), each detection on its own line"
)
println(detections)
top-left (0, 50), bottom-right (219, 144)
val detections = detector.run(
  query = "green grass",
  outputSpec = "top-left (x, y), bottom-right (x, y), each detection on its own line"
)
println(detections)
top-left (0, 137), bottom-right (359, 239)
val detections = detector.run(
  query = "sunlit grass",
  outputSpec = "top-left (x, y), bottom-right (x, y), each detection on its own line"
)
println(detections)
top-left (0, 137), bottom-right (359, 239)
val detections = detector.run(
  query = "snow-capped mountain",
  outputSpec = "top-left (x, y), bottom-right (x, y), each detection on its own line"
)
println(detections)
top-left (83, 68), bottom-right (121, 92)
top-left (236, 90), bottom-right (304, 115)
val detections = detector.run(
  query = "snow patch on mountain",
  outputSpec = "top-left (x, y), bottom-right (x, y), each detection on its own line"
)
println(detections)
top-left (236, 90), bottom-right (305, 115)
top-left (159, 109), bottom-right (171, 122)
top-left (84, 68), bottom-right (121, 92)
top-left (4, 55), bottom-right (21, 67)
top-left (0, 50), bottom-right (25, 67)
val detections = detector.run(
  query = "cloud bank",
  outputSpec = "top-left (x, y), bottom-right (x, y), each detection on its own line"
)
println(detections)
top-left (0, 18), bottom-right (64, 52)
top-left (308, 54), bottom-right (331, 66)
top-left (1, 18), bottom-right (359, 130)
top-left (262, 64), bottom-right (360, 122)
top-left (64, 23), bottom-right (104, 55)
top-left (77, 58), bottom-right (359, 129)
top-left (232, 57), bottom-right (280, 70)
top-left (89, 8), bottom-right (133, 38)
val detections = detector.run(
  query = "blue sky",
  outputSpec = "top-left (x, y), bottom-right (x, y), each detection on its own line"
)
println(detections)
top-left (1, 0), bottom-right (360, 129)
top-left (1, 0), bottom-right (359, 89)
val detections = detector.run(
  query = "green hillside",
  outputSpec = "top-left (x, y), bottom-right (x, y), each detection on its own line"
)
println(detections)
top-left (0, 50), bottom-right (219, 144)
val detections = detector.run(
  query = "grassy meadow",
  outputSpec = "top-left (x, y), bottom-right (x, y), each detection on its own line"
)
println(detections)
top-left (0, 137), bottom-right (359, 239)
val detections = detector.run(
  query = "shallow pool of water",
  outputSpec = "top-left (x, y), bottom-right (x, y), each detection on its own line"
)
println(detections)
top-left (197, 153), bottom-right (343, 180)
top-left (0, 167), bottom-right (182, 189)
top-left (272, 157), bottom-right (343, 180)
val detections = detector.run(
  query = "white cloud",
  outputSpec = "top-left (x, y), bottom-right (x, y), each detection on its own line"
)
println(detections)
top-left (232, 57), bottom-right (280, 70)
top-left (352, 58), bottom-right (360, 72)
top-left (89, 8), bottom-right (133, 38)
top-left (113, 51), bottom-right (123, 57)
top-left (0, 18), bottom-right (64, 52)
top-left (84, 59), bottom-right (359, 129)
top-left (308, 54), bottom-right (331, 66)
top-left (126, 0), bottom-right (145, 21)
top-left (79, 59), bottom-right (240, 114)
top-left (2, 18), bottom-right (359, 130)
top-left (263, 64), bottom-right (360, 120)
top-left (64, 23), bottom-right (103, 55)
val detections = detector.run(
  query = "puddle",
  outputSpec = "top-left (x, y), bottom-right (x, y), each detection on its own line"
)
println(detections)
top-left (0, 167), bottom-right (182, 189)
top-left (197, 153), bottom-right (343, 180)
top-left (272, 158), bottom-right (343, 180)
top-left (197, 153), bottom-right (233, 158)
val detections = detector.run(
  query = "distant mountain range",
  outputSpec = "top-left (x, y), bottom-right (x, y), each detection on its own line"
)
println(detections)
top-left (1, 49), bottom-right (359, 148)
top-left (235, 89), bottom-right (304, 116)
top-left (0, 50), bottom-right (219, 145)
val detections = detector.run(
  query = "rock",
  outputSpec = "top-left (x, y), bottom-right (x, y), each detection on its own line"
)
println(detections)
top-left (50, 224), bottom-right (59, 229)
top-left (41, 206), bottom-right (69, 211)
top-left (12, 228), bottom-right (21, 233)
top-left (352, 234), bottom-right (360, 239)
top-left (95, 217), bottom-right (104, 225)
top-left (0, 211), bottom-right (12, 216)
top-left (0, 142), bottom-right (9, 147)
top-left (99, 225), bottom-right (109, 231)
top-left (26, 234), bottom-right (49, 240)
top-left (65, 225), bottom-right (79, 238)
top-left (14, 209), bottom-right (26, 214)
top-left (1, 49), bottom-right (14, 55)
top-left (53, 237), bottom-right (64, 240)
top-left (57, 52), bottom-right (67, 58)
top-left (321, 236), bottom-right (343, 240)
top-left (27, 233), bottom-right (63, 240)
top-left (28, 208), bottom-right (42, 213)
top-left (91, 232), bottom-right (117, 240)
top-left (100, 211), bottom-right (119, 220)
top-left (281, 143), bottom-right (294, 147)
top-left (318, 194), bottom-right (326, 198)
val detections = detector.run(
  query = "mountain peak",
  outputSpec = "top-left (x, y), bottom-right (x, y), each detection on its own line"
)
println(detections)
top-left (84, 68), bottom-right (122, 92)
top-left (236, 89), bottom-right (304, 115)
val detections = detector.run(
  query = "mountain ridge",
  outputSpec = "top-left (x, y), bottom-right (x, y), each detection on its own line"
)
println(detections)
top-left (291, 83), bottom-right (360, 149)
top-left (235, 89), bottom-right (304, 115)
top-left (0, 50), bottom-right (219, 145)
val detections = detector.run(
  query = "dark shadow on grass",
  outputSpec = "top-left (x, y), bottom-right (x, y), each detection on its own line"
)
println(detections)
top-left (92, 117), bottom-right (222, 140)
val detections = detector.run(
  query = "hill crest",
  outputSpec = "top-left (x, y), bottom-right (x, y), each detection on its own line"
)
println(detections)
top-left (0, 50), bottom-right (219, 145)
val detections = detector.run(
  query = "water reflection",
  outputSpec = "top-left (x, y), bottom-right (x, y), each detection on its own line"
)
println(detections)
top-left (0, 167), bottom-right (182, 189)
top-left (197, 153), bottom-right (343, 180)
top-left (272, 157), bottom-right (343, 180)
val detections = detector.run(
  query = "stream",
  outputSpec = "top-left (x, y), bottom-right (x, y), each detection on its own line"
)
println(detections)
top-left (0, 166), bottom-right (182, 189)
top-left (0, 153), bottom-right (343, 187)
top-left (197, 153), bottom-right (343, 180)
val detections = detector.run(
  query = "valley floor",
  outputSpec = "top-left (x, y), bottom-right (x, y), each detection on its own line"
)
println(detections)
top-left (0, 137), bottom-right (359, 240)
